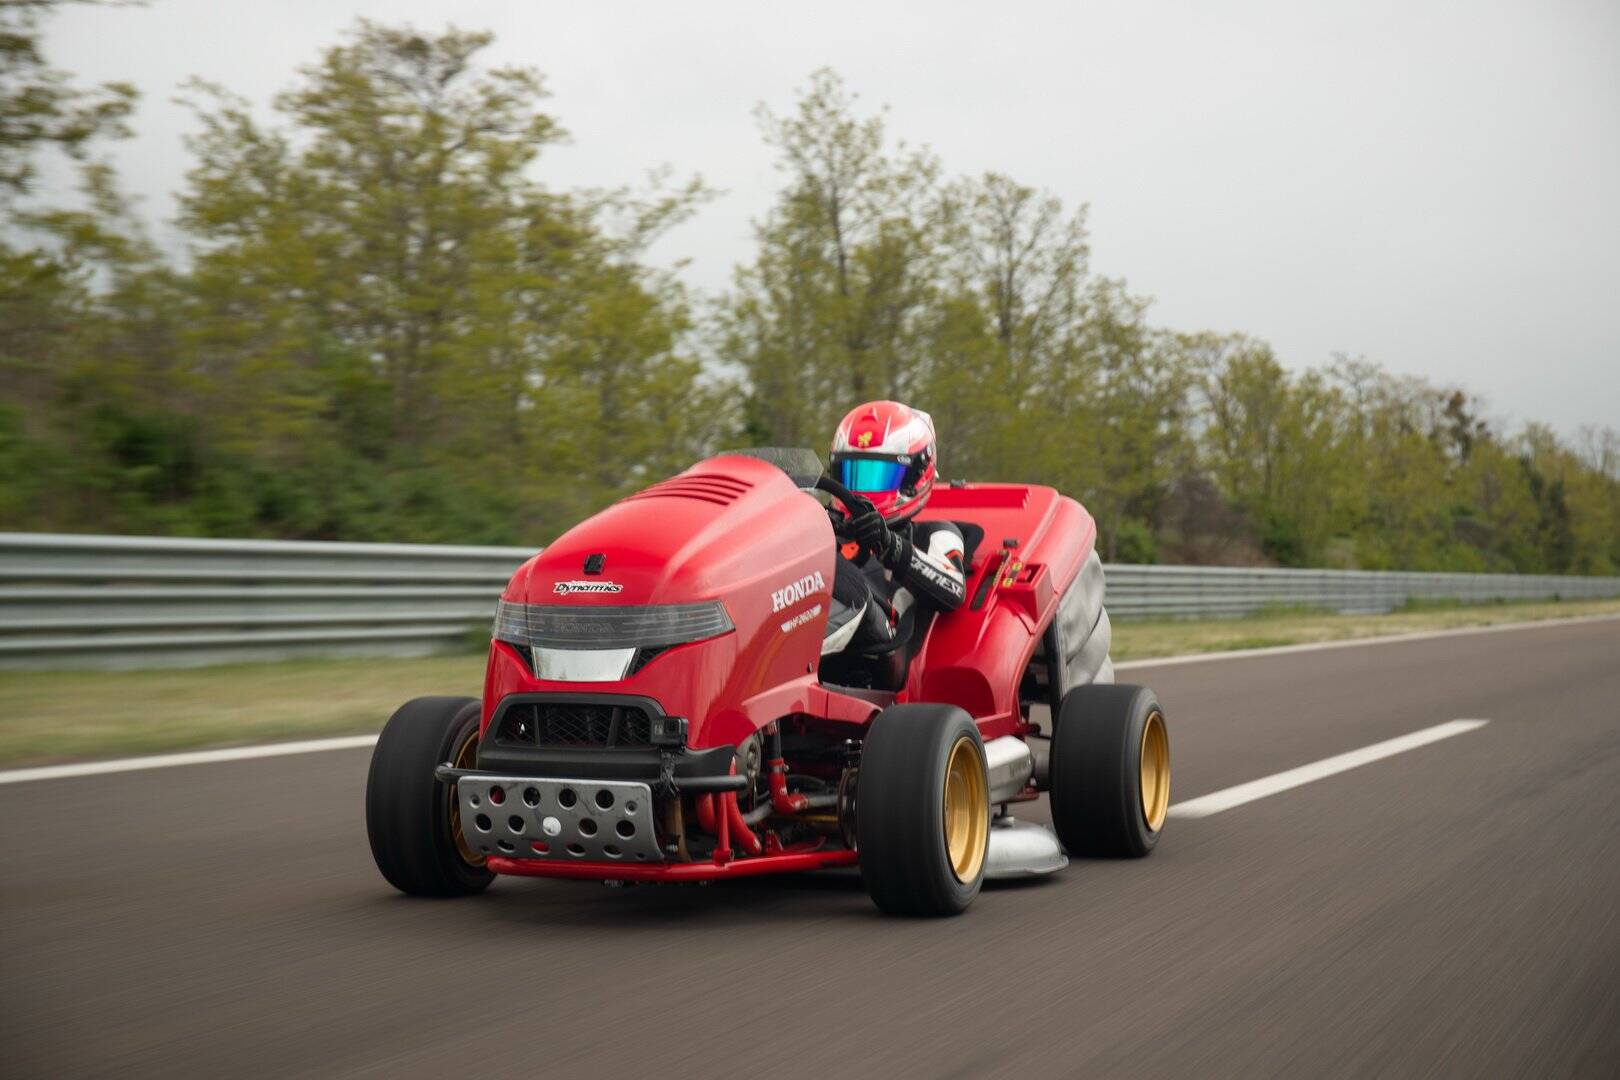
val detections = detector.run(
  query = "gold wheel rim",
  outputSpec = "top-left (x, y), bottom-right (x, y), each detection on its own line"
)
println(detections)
top-left (1139, 710), bottom-right (1170, 832)
top-left (447, 725), bottom-right (486, 867)
top-left (943, 735), bottom-right (989, 883)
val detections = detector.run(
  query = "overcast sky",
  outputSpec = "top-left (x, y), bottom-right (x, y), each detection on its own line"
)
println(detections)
top-left (48, 0), bottom-right (1620, 437)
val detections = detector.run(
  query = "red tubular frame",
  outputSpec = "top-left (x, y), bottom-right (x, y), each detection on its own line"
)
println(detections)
top-left (488, 849), bottom-right (858, 882)
top-left (713, 793), bottom-right (730, 861)
top-left (495, 786), bottom-right (810, 881)
top-left (697, 791), bottom-right (762, 860)
top-left (767, 757), bottom-right (811, 814)
top-left (725, 795), bottom-right (761, 856)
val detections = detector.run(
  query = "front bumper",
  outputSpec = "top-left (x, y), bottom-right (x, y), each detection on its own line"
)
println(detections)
top-left (437, 762), bottom-right (862, 881)
top-left (437, 756), bottom-right (746, 866)
top-left (444, 771), bottom-right (665, 864)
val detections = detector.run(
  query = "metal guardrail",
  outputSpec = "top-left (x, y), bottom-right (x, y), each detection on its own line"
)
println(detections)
top-left (1101, 564), bottom-right (1620, 619)
top-left (0, 533), bottom-right (530, 671)
top-left (2, 532), bottom-right (1616, 670)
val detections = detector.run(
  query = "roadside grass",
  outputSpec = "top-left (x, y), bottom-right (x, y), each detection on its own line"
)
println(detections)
top-left (1109, 595), bottom-right (1620, 661)
top-left (0, 653), bottom-right (487, 768)
top-left (2, 595), bottom-right (1617, 768)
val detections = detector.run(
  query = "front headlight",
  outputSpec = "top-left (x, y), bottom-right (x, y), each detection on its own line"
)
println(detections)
top-left (492, 600), bottom-right (734, 681)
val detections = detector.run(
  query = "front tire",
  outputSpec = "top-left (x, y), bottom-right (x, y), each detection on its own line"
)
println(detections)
top-left (366, 696), bottom-right (494, 897)
top-left (1049, 684), bottom-right (1169, 857)
top-left (857, 704), bottom-right (989, 916)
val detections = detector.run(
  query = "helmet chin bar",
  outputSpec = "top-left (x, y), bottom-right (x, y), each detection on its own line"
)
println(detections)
top-left (874, 487), bottom-right (928, 525)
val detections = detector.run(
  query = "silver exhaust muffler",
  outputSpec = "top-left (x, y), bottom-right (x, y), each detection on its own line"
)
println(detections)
top-left (983, 735), bottom-right (1034, 804)
top-left (980, 737), bottom-right (1066, 879)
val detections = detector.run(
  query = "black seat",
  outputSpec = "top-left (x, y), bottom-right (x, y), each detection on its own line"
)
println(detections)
top-left (953, 521), bottom-right (985, 567)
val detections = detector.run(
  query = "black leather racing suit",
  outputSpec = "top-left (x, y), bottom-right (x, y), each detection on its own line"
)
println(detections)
top-left (825, 518), bottom-right (967, 656)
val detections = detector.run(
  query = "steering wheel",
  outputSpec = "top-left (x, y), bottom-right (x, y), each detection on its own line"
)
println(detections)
top-left (815, 473), bottom-right (876, 541)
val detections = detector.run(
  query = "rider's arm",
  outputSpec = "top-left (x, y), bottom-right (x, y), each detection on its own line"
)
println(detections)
top-left (881, 521), bottom-right (967, 611)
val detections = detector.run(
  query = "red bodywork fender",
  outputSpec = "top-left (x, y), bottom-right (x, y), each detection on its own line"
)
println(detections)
top-left (908, 484), bottom-right (1095, 738)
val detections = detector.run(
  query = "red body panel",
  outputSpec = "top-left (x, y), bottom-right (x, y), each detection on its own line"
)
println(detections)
top-left (484, 455), bottom-right (844, 747)
top-left (484, 463), bottom-right (1097, 742)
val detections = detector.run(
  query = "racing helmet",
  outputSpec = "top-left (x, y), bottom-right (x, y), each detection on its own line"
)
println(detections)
top-left (830, 400), bottom-right (938, 524)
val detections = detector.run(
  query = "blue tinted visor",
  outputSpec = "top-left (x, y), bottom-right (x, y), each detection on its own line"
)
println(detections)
top-left (838, 458), bottom-right (908, 493)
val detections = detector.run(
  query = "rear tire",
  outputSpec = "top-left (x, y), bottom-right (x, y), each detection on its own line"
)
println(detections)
top-left (366, 696), bottom-right (494, 897)
top-left (857, 704), bottom-right (989, 916)
top-left (1049, 684), bottom-right (1169, 857)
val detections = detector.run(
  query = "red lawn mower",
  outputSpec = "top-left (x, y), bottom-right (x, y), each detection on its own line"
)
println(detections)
top-left (365, 450), bottom-right (1170, 916)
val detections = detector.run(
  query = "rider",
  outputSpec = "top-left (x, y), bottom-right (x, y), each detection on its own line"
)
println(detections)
top-left (823, 401), bottom-right (967, 658)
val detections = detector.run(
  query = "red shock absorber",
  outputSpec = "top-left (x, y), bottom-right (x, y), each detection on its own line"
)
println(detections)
top-left (766, 722), bottom-right (811, 814)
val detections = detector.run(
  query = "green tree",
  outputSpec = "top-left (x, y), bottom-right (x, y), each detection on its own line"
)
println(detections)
top-left (0, 0), bottom-right (185, 532)
top-left (721, 69), bottom-right (945, 447)
top-left (0, 0), bottom-right (135, 204)
top-left (169, 22), bottom-right (721, 541)
top-left (922, 172), bottom-right (1091, 486)
top-left (1058, 280), bottom-right (1192, 559)
top-left (5, 36), bottom-right (1617, 577)
top-left (1195, 338), bottom-right (1353, 565)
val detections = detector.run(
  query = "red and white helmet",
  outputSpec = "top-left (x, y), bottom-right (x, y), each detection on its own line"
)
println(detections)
top-left (830, 400), bottom-right (939, 523)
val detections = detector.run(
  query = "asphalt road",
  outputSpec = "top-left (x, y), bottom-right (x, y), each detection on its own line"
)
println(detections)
top-left (4, 619), bottom-right (1619, 1078)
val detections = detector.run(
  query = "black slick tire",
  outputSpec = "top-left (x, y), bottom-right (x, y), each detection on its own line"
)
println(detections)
top-left (857, 703), bottom-right (989, 917)
top-left (366, 696), bottom-right (495, 897)
top-left (1049, 684), bottom-right (1169, 858)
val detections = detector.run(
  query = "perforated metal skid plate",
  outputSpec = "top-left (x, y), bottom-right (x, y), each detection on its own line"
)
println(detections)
top-left (455, 776), bottom-right (664, 864)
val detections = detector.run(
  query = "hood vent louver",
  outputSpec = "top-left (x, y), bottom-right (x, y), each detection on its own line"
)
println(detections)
top-left (624, 474), bottom-right (753, 507)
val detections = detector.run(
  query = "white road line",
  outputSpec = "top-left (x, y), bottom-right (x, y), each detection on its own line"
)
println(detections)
top-left (1114, 611), bottom-right (1620, 671)
top-left (0, 734), bottom-right (380, 786)
top-left (1167, 719), bottom-right (1489, 819)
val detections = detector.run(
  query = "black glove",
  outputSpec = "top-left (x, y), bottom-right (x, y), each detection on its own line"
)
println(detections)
top-left (849, 509), bottom-right (907, 570)
top-left (877, 529), bottom-right (909, 572)
top-left (848, 509), bottom-right (888, 559)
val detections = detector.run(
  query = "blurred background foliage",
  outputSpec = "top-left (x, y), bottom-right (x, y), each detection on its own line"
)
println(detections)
top-left (3, 8), bottom-right (1618, 572)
